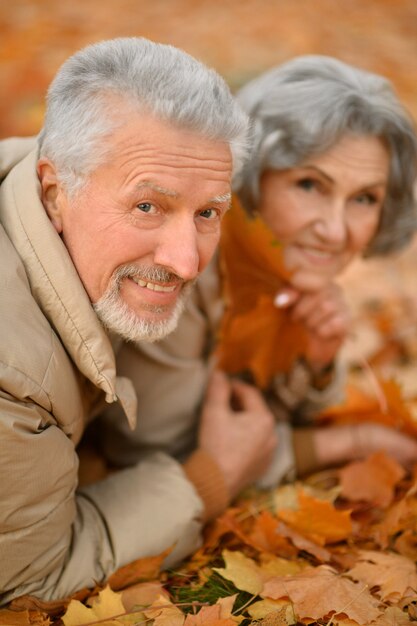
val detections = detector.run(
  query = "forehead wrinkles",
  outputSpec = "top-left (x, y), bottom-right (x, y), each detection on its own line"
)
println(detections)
top-left (116, 141), bottom-right (232, 175)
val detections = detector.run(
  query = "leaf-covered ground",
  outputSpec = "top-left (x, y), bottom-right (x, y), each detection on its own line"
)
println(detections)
top-left (2, 1), bottom-right (417, 624)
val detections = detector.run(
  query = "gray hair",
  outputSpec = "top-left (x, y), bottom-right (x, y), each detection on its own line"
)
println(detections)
top-left (235, 55), bottom-right (417, 256)
top-left (38, 37), bottom-right (249, 195)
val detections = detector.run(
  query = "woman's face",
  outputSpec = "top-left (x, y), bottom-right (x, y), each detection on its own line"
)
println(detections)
top-left (258, 133), bottom-right (390, 291)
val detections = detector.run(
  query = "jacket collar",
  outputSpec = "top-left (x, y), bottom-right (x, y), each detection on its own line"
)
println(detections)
top-left (0, 145), bottom-right (137, 427)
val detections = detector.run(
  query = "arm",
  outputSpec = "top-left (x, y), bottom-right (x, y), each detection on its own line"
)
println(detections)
top-left (0, 392), bottom-right (204, 604)
top-left (294, 422), bottom-right (417, 476)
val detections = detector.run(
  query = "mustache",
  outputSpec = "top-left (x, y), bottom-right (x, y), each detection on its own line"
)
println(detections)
top-left (112, 264), bottom-right (185, 288)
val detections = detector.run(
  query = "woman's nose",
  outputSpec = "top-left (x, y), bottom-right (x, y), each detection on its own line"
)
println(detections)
top-left (313, 202), bottom-right (347, 245)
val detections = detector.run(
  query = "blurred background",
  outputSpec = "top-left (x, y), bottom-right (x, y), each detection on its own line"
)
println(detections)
top-left (1, 0), bottom-right (417, 389)
top-left (1, 0), bottom-right (417, 137)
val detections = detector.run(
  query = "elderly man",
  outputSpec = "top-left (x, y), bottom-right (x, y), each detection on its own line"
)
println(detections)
top-left (0, 37), bottom-right (278, 603)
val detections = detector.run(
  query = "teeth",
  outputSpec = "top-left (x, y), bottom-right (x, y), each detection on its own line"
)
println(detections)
top-left (134, 278), bottom-right (176, 292)
top-left (305, 248), bottom-right (333, 259)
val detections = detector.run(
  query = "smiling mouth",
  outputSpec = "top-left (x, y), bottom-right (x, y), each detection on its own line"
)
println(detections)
top-left (131, 277), bottom-right (178, 293)
top-left (297, 245), bottom-right (341, 261)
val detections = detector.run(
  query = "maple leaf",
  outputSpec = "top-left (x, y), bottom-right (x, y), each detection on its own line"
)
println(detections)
top-left (276, 488), bottom-right (353, 545)
top-left (247, 510), bottom-right (297, 556)
top-left (339, 452), bottom-right (405, 508)
top-left (216, 199), bottom-right (308, 388)
top-left (0, 609), bottom-right (50, 626)
top-left (347, 550), bottom-right (417, 602)
top-left (275, 521), bottom-right (332, 562)
top-left (319, 379), bottom-right (417, 438)
top-left (247, 598), bottom-right (296, 624)
top-left (262, 565), bottom-right (382, 623)
top-left (108, 547), bottom-right (171, 591)
top-left (120, 580), bottom-right (169, 613)
top-left (62, 586), bottom-right (125, 626)
top-left (213, 549), bottom-right (265, 595)
top-left (143, 594), bottom-right (185, 626)
top-left (183, 595), bottom-right (240, 625)
top-left (368, 606), bottom-right (413, 625)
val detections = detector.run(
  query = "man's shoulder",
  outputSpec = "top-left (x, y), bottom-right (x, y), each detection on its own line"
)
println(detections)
top-left (0, 224), bottom-right (60, 399)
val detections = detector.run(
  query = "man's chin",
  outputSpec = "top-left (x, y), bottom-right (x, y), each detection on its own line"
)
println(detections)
top-left (94, 289), bottom-right (190, 344)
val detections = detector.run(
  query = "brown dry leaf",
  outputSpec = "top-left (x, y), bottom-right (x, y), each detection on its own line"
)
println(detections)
top-left (108, 548), bottom-right (171, 591)
top-left (277, 489), bottom-right (353, 545)
top-left (120, 580), bottom-right (168, 613)
top-left (0, 609), bottom-right (50, 626)
top-left (339, 452), bottom-right (405, 508)
top-left (183, 598), bottom-right (239, 626)
top-left (62, 586), bottom-right (125, 626)
top-left (213, 549), bottom-right (265, 595)
top-left (262, 565), bottom-right (382, 623)
top-left (347, 550), bottom-right (417, 603)
top-left (371, 496), bottom-right (412, 548)
top-left (143, 594), bottom-right (184, 626)
top-left (369, 606), bottom-right (413, 625)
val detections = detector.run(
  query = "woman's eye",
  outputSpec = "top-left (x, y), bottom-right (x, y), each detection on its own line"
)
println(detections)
top-left (296, 178), bottom-right (316, 191)
top-left (355, 193), bottom-right (377, 205)
top-left (199, 208), bottom-right (218, 220)
top-left (136, 202), bottom-right (156, 213)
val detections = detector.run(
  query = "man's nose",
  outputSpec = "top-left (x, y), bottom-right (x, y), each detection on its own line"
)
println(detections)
top-left (153, 217), bottom-right (200, 281)
top-left (314, 202), bottom-right (347, 244)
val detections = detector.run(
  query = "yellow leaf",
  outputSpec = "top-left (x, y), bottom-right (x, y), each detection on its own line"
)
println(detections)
top-left (213, 550), bottom-right (264, 595)
top-left (248, 598), bottom-right (296, 624)
top-left (143, 594), bottom-right (184, 626)
top-left (62, 586), bottom-right (125, 626)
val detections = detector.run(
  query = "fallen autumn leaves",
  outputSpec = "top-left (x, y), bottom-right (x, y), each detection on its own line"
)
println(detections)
top-left (3, 450), bottom-right (417, 626)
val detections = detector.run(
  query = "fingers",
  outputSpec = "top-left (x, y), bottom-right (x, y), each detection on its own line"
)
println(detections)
top-left (274, 287), bottom-right (300, 309)
top-left (203, 370), bottom-right (231, 412)
top-left (291, 285), bottom-right (350, 334)
top-left (230, 378), bottom-right (271, 415)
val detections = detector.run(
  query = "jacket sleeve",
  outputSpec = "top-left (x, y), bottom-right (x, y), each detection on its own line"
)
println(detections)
top-left (0, 392), bottom-right (204, 604)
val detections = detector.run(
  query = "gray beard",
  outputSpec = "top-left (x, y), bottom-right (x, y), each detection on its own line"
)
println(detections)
top-left (93, 263), bottom-right (194, 343)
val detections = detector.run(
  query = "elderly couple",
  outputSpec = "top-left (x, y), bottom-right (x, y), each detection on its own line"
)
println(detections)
top-left (1, 37), bottom-right (417, 603)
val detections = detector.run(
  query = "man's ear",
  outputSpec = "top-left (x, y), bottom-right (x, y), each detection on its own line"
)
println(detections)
top-left (37, 158), bottom-right (65, 233)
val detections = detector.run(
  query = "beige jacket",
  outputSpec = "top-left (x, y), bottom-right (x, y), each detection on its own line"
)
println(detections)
top-left (0, 139), bottom-right (215, 603)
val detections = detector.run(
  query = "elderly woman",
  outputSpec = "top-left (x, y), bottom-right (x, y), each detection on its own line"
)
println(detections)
top-left (100, 56), bottom-right (417, 515)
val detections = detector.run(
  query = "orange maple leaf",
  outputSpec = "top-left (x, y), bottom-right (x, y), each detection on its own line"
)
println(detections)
top-left (277, 489), bottom-right (353, 546)
top-left (216, 197), bottom-right (307, 388)
top-left (108, 547), bottom-right (172, 591)
top-left (319, 379), bottom-right (417, 438)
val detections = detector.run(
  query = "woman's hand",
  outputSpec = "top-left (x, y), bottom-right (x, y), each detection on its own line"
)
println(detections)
top-left (275, 282), bottom-right (351, 372)
top-left (312, 423), bottom-right (417, 469)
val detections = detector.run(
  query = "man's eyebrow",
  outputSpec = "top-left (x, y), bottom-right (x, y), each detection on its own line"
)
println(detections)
top-left (135, 181), bottom-right (178, 197)
top-left (209, 192), bottom-right (232, 205)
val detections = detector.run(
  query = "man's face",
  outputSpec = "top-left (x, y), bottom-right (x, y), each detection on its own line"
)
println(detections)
top-left (39, 110), bottom-right (232, 341)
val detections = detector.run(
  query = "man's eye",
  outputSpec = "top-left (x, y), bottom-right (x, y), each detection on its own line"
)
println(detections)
top-left (296, 178), bottom-right (316, 191)
top-left (199, 208), bottom-right (218, 220)
top-left (136, 202), bottom-right (155, 213)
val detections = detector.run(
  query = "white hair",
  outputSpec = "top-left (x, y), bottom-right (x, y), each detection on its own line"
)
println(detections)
top-left (38, 37), bottom-right (250, 195)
